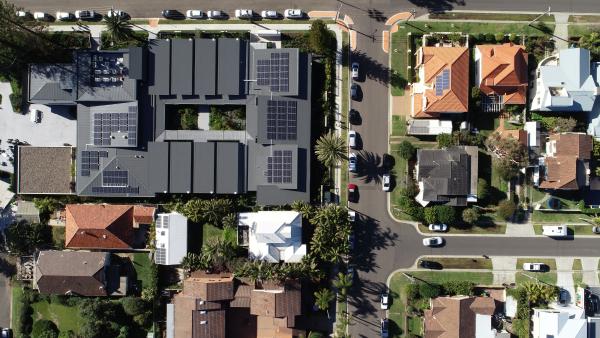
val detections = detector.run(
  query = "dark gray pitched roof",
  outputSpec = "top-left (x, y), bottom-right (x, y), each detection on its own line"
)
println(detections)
top-left (194, 38), bottom-right (216, 95)
top-left (169, 142), bottom-right (192, 193)
top-left (29, 64), bottom-right (76, 104)
top-left (217, 38), bottom-right (248, 96)
top-left (171, 39), bottom-right (194, 95)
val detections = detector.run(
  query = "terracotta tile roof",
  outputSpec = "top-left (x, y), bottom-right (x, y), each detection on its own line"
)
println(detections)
top-left (412, 47), bottom-right (469, 118)
top-left (250, 282), bottom-right (301, 327)
top-left (65, 204), bottom-right (155, 249)
top-left (540, 133), bottom-right (593, 190)
top-left (424, 296), bottom-right (497, 338)
top-left (476, 43), bottom-right (528, 105)
top-left (183, 273), bottom-right (235, 302)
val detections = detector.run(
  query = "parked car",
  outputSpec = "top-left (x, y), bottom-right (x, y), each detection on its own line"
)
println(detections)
top-left (1, 328), bottom-right (12, 338)
top-left (33, 12), bottom-right (49, 21)
top-left (161, 10), bottom-right (181, 19)
top-left (590, 295), bottom-right (600, 312)
top-left (261, 10), bottom-right (278, 19)
top-left (348, 210), bottom-right (356, 223)
top-left (349, 109), bottom-right (360, 125)
top-left (419, 260), bottom-right (443, 270)
top-left (428, 223), bottom-right (448, 232)
top-left (56, 11), bottom-right (73, 21)
top-left (380, 293), bottom-right (389, 310)
top-left (382, 174), bottom-right (391, 191)
top-left (348, 183), bottom-right (358, 203)
top-left (106, 9), bottom-right (126, 18)
top-left (284, 9), bottom-right (303, 19)
top-left (348, 130), bottom-right (357, 149)
top-left (380, 318), bottom-right (389, 338)
top-left (207, 10), bottom-right (226, 19)
top-left (29, 109), bottom-right (41, 123)
top-left (16, 11), bottom-right (28, 18)
top-left (348, 233), bottom-right (355, 250)
top-left (235, 9), bottom-right (254, 19)
top-left (186, 10), bottom-right (204, 19)
top-left (351, 62), bottom-right (359, 79)
top-left (351, 83), bottom-right (359, 100)
top-left (593, 226), bottom-right (600, 234)
top-left (349, 152), bottom-right (358, 173)
top-left (422, 237), bottom-right (444, 247)
top-left (558, 289), bottom-right (569, 306)
top-left (522, 262), bottom-right (544, 272)
top-left (542, 225), bottom-right (568, 237)
top-left (75, 10), bottom-right (97, 20)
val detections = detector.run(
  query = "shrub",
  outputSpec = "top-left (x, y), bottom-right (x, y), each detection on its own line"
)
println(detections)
top-left (462, 208), bottom-right (480, 224)
top-left (497, 200), bottom-right (516, 220)
top-left (437, 133), bottom-right (455, 149)
top-left (32, 320), bottom-right (59, 338)
top-left (424, 207), bottom-right (438, 224)
top-left (133, 311), bottom-right (152, 327)
top-left (405, 283), bottom-right (419, 301)
top-left (494, 33), bottom-right (505, 42)
top-left (308, 332), bottom-right (325, 338)
top-left (121, 297), bottom-right (148, 316)
top-left (477, 178), bottom-right (489, 201)
top-left (434, 205), bottom-right (457, 225)
top-left (442, 280), bottom-right (475, 296)
top-left (398, 140), bottom-right (416, 160)
top-left (179, 107), bottom-right (198, 130)
top-left (418, 283), bottom-right (441, 299)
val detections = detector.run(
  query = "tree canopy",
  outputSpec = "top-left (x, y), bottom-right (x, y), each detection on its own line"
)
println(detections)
top-left (4, 220), bottom-right (52, 255)
top-left (310, 204), bottom-right (352, 263)
top-left (315, 132), bottom-right (346, 168)
top-left (579, 31), bottom-right (600, 61)
top-left (485, 132), bottom-right (528, 180)
top-left (308, 20), bottom-right (336, 57)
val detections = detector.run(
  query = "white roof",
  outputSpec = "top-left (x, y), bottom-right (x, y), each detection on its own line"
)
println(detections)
top-left (475, 314), bottom-right (495, 338)
top-left (407, 119), bottom-right (453, 135)
top-left (0, 179), bottom-right (14, 212)
top-left (155, 212), bottom-right (188, 265)
top-left (524, 121), bottom-right (540, 147)
top-left (239, 211), bottom-right (306, 263)
top-left (532, 308), bottom-right (586, 338)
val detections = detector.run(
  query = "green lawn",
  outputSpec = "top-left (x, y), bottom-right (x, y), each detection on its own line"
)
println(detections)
top-left (573, 259), bottom-right (583, 270)
top-left (133, 252), bottom-right (153, 290)
top-left (407, 316), bottom-right (423, 336)
top-left (516, 258), bottom-right (556, 270)
top-left (340, 31), bottom-right (350, 206)
top-left (389, 152), bottom-right (410, 220)
top-left (429, 12), bottom-right (555, 22)
top-left (408, 271), bottom-right (494, 284)
top-left (32, 301), bottom-right (84, 333)
top-left (52, 226), bottom-right (65, 249)
top-left (11, 283), bottom-right (25, 338)
top-left (391, 116), bottom-right (407, 136)
top-left (418, 257), bottom-right (492, 269)
top-left (516, 272), bottom-right (557, 285)
top-left (491, 163), bottom-right (509, 194)
top-left (532, 211), bottom-right (592, 223)
top-left (418, 223), bottom-right (506, 234)
top-left (568, 25), bottom-right (598, 38)
top-left (568, 15), bottom-right (600, 23)
top-left (574, 272), bottom-right (584, 287)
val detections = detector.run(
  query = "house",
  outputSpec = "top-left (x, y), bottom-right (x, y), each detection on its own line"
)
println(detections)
top-left (415, 146), bottom-right (479, 207)
top-left (237, 211), bottom-right (306, 263)
top-left (539, 133), bottom-right (593, 190)
top-left (17, 146), bottom-right (73, 195)
top-left (532, 307), bottom-right (587, 338)
top-left (474, 43), bottom-right (528, 110)
top-left (33, 250), bottom-right (126, 296)
top-left (407, 119), bottom-right (453, 136)
top-left (26, 39), bottom-right (312, 205)
top-left (65, 204), bottom-right (155, 249)
top-left (424, 295), bottom-right (500, 338)
top-left (15, 200), bottom-right (41, 224)
top-left (155, 212), bottom-right (188, 265)
top-left (410, 46), bottom-right (469, 119)
top-left (167, 273), bottom-right (302, 338)
top-left (531, 48), bottom-right (600, 112)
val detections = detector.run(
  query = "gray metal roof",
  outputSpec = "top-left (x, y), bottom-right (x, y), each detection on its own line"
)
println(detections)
top-left (76, 51), bottom-right (137, 102)
top-left (148, 39), bottom-right (171, 95)
top-left (217, 38), bottom-right (248, 96)
top-left (193, 142), bottom-right (215, 193)
top-left (194, 38), bottom-right (216, 95)
top-left (28, 64), bottom-right (76, 104)
top-left (216, 142), bottom-right (243, 194)
top-left (250, 48), bottom-right (300, 96)
top-left (171, 39), bottom-right (194, 95)
top-left (169, 142), bottom-right (192, 193)
top-left (127, 46), bottom-right (145, 80)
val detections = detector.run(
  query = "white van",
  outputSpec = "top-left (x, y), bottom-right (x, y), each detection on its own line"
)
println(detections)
top-left (542, 225), bottom-right (568, 237)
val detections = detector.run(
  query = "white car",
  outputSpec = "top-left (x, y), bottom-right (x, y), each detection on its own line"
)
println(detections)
top-left (207, 10), bottom-right (226, 19)
top-left (16, 11), bottom-right (28, 18)
top-left (348, 130), bottom-right (357, 149)
top-left (261, 10), bottom-right (278, 19)
top-left (284, 9), bottom-right (303, 19)
top-left (106, 9), bottom-right (126, 18)
top-left (428, 223), bottom-right (448, 232)
top-left (235, 9), bottom-right (254, 19)
top-left (349, 152), bottom-right (358, 173)
top-left (422, 237), bottom-right (444, 247)
top-left (75, 10), bottom-right (97, 20)
top-left (380, 293), bottom-right (389, 310)
top-left (382, 174), bottom-right (390, 192)
top-left (186, 10), bottom-right (204, 19)
top-left (33, 12), bottom-right (48, 20)
top-left (56, 12), bottom-right (73, 21)
top-left (523, 263), bottom-right (544, 272)
top-left (348, 210), bottom-right (356, 223)
top-left (351, 62), bottom-right (359, 79)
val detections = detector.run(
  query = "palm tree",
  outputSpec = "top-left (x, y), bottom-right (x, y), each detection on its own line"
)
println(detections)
top-left (522, 282), bottom-right (557, 305)
top-left (104, 13), bottom-right (134, 46)
top-left (180, 252), bottom-right (203, 273)
top-left (314, 288), bottom-right (335, 312)
top-left (291, 200), bottom-right (315, 219)
top-left (333, 272), bottom-right (353, 299)
top-left (315, 132), bottom-right (346, 168)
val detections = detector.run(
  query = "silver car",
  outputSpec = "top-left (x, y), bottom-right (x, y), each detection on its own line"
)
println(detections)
top-left (422, 237), bottom-right (444, 247)
top-left (349, 153), bottom-right (357, 173)
top-left (382, 174), bottom-right (390, 191)
top-left (428, 223), bottom-right (448, 232)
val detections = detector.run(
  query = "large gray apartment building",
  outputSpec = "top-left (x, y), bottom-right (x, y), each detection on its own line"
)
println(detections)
top-left (26, 38), bottom-right (312, 205)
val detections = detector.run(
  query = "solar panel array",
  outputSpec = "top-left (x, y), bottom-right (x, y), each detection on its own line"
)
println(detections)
top-left (80, 150), bottom-right (108, 177)
top-left (156, 215), bottom-right (169, 229)
top-left (256, 52), bottom-right (290, 92)
top-left (102, 170), bottom-right (129, 187)
top-left (91, 186), bottom-right (139, 194)
top-left (267, 100), bottom-right (297, 140)
top-left (155, 248), bottom-right (166, 265)
top-left (266, 150), bottom-right (293, 184)
top-left (434, 69), bottom-right (450, 96)
top-left (92, 109), bottom-right (137, 146)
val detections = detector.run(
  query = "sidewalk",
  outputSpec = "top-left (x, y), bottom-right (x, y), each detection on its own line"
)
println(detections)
top-left (553, 13), bottom-right (570, 49)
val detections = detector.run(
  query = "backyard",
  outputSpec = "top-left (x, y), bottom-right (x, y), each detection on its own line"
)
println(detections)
top-left (132, 252), bottom-right (154, 290)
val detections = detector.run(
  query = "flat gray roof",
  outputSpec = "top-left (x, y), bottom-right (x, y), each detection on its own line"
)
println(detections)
top-left (193, 142), bottom-right (215, 193)
top-left (194, 38), bottom-right (216, 96)
top-left (216, 142), bottom-right (243, 194)
top-left (218, 38), bottom-right (246, 96)
top-left (148, 39), bottom-right (171, 95)
top-left (171, 39), bottom-right (194, 95)
top-left (169, 142), bottom-right (192, 193)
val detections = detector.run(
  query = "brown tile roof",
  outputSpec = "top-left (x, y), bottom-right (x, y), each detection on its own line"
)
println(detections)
top-left (250, 282), bottom-right (301, 327)
top-left (65, 204), bottom-right (155, 249)
top-left (540, 133), bottom-right (593, 190)
top-left (34, 250), bottom-right (109, 296)
top-left (424, 296), bottom-right (497, 338)
top-left (192, 309), bottom-right (226, 338)
top-left (477, 43), bottom-right (528, 105)
top-left (17, 146), bottom-right (73, 194)
top-left (412, 47), bottom-right (469, 118)
top-left (184, 273), bottom-right (235, 301)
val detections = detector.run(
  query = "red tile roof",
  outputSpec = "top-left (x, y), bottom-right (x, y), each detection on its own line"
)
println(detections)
top-left (476, 43), bottom-right (528, 105)
top-left (424, 296), bottom-right (497, 338)
top-left (540, 133), bottom-right (593, 190)
top-left (65, 204), bottom-right (155, 249)
top-left (411, 47), bottom-right (469, 118)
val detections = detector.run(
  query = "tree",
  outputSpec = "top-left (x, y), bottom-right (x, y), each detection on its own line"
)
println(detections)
top-left (181, 198), bottom-right (234, 226)
top-left (333, 272), bottom-right (353, 299)
top-left (418, 283), bottom-right (441, 299)
top-left (437, 133), bottom-right (455, 149)
top-left (310, 204), bottom-right (352, 263)
top-left (120, 297), bottom-right (148, 316)
top-left (398, 140), bottom-right (416, 160)
top-left (522, 282), bottom-right (558, 305)
top-left (315, 132), bottom-right (346, 168)
top-left (104, 13), bottom-right (134, 45)
top-left (579, 31), bottom-right (600, 61)
top-left (434, 205), bottom-right (457, 225)
top-left (179, 107), bottom-right (198, 130)
top-left (485, 132), bottom-right (528, 180)
top-left (307, 20), bottom-right (335, 57)
top-left (424, 207), bottom-right (438, 224)
top-left (314, 288), bottom-right (335, 311)
top-left (32, 320), bottom-right (59, 338)
top-left (496, 199), bottom-right (516, 220)
top-left (181, 252), bottom-right (208, 273)
top-left (291, 200), bottom-right (315, 219)
top-left (442, 280), bottom-right (475, 296)
top-left (462, 208), bottom-right (480, 224)
top-left (33, 197), bottom-right (61, 217)
top-left (477, 178), bottom-right (489, 201)
top-left (5, 220), bottom-right (52, 255)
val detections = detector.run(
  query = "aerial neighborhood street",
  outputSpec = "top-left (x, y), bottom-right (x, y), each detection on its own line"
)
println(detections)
top-left (0, 0), bottom-right (599, 337)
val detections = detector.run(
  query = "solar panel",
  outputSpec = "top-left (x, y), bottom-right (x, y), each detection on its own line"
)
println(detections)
top-left (266, 100), bottom-right (297, 140)
top-left (91, 186), bottom-right (139, 194)
top-left (102, 170), bottom-right (128, 187)
top-left (266, 150), bottom-right (293, 184)
top-left (255, 52), bottom-right (290, 92)
top-left (91, 111), bottom-right (137, 146)
top-left (80, 150), bottom-right (101, 175)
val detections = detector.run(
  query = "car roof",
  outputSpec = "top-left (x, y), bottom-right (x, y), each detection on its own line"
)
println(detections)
top-left (348, 183), bottom-right (357, 188)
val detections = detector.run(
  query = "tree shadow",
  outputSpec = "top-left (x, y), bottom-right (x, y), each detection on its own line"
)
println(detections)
top-left (0, 255), bottom-right (16, 278)
top-left (406, 0), bottom-right (465, 13)
top-left (350, 50), bottom-right (390, 86)
top-left (355, 151), bottom-right (383, 184)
